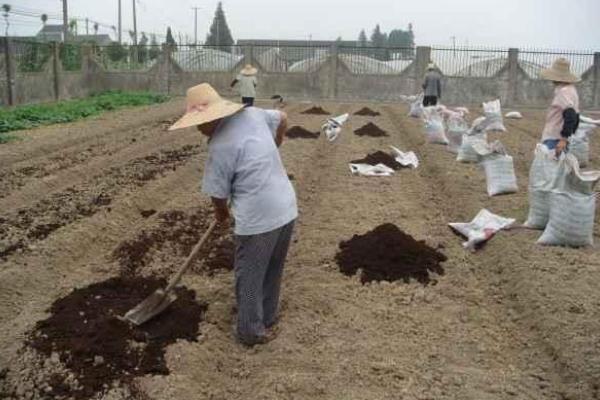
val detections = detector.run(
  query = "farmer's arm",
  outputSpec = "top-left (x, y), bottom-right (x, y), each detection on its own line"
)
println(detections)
top-left (211, 197), bottom-right (230, 224)
top-left (230, 79), bottom-right (239, 88)
top-left (274, 111), bottom-right (288, 148)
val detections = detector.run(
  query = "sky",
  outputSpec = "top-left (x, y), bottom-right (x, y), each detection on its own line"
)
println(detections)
top-left (6, 0), bottom-right (600, 50)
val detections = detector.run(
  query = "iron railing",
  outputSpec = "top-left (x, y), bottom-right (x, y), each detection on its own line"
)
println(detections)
top-left (518, 48), bottom-right (595, 79)
top-left (12, 39), bottom-right (52, 73)
top-left (430, 46), bottom-right (509, 77)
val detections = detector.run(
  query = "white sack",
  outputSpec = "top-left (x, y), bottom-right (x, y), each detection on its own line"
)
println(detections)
top-left (349, 163), bottom-right (395, 177)
top-left (524, 144), bottom-right (560, 229)
top-left (538, 154), bottom-right (600, 247)
top-left (446, 114), bottom-right (468, 154)
top-left (505, 111), bottom-right (523, 119)
top-left (408, 99), bottom-right (424, 118)
top-left (449, 209), bottom-right (515, 251)
top-left (423, 107), bottom-right (449, 145)
top-left (569, 122), bottom-right (596, 167)
top-left (481, 153), bottom-right (518, 196)
top-left (390, 145), bottom-right (419, 169)
top-left (482, 99), bottom-right (507, 132)
top-left (456, 132), bottom-right (488, 163)
top-left (321, 113), bottom-right (349, 142)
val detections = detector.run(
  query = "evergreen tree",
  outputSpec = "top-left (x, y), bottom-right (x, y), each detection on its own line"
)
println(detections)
top-left (358, 29), bottom-right (368, 47)
top-left (205, 2), bottom-right (234, 52)
top-left (370, 24), bottom-right (387, 60)
top-left (149, 34), bottom-right (160, 60)
top-left (165, 27), bottom-right (177, 48)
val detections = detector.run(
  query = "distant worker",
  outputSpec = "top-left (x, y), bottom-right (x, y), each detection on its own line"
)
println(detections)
top-left (422, 63), bottom-right (442, 107)
top-left (539, 58), bottom-right (580, 156)
top-left (231, 64), bottom-right (258, 107)
top-left (169, 84), bottom-right (296, 346)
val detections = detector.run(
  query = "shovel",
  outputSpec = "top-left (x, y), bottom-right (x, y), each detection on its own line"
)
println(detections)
top-left (121, 219), bottom-right (218, 326)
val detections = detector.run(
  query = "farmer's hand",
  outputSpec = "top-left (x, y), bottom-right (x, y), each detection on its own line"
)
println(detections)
top-left (211, 197), bottom-right (230, 227)
top-left (555, 138), bottom-right (568, 157)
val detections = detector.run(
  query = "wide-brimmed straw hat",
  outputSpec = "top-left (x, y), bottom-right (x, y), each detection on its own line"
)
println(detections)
top-left (240, 64), bottom-right (258, 76)
top-left (427, 62), bottom-right (436, 70)
top-left (540, 58), bottom-right (581, 83)
top-left (169, 83), bottom-right (244, 131)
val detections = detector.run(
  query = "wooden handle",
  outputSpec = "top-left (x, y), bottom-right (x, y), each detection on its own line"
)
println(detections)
top-left (165, 219), bottom-right (218, 293)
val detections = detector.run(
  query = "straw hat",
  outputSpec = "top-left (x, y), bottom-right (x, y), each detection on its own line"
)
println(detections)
top-left (427, 63), bottom-right (436, 70)
top-left (169, 83), bottom-right (244, 131)
top-left (540, 58), bottom-right (580, 83)
top-left (240, 64), bottom-right (258, 76)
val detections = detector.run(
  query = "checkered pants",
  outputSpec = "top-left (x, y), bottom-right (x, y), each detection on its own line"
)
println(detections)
top-left (234, 219), bottom-right (295, 344)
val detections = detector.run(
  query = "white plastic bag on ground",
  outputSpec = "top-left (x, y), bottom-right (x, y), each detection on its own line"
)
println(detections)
top-left (389, 145), bottom-right (419, 169)
top-left (321, 113), bottom-right (349, 142)
top-left (569, 122), bottom-right (596, 167)
top-left (457, 132), bottom-right (488, 163)
top-left (481, 152), bottom-right (518, 196)
top-left (524, 144), bottom-right (560, 229)
top-left (449, 209), bottom-right (516, 251)
top-left (408, 99), bottom-right (424, 118)
top-left (482, 99), bottom-right (506, 132)
top-left (580, 115), bottom-right (600, 125)
top-left (538, 155), bottom-right (600, 247)
top-left (423, 107), bottom-right (449, 145)
top-left (505, 111), bottom-right (523, 119)
top-left (446, 114), bottom-right (468, 154)
top-left (349, 163), bottom-right (395, 177)
top-left (454, 107), bottom-right (470, 116)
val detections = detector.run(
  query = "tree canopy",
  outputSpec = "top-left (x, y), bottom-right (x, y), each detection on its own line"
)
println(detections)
top-left (205, 2), bottom-right (234, 52)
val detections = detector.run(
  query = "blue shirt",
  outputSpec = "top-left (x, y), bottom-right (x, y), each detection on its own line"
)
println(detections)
top-left (202, 107), bottom-right (298, 235)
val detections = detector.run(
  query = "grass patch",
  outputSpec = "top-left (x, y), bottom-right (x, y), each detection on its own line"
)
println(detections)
top-left (0, 90), bottom-right (169, 134)
top-left (0, 133), bottom-right (18, 143)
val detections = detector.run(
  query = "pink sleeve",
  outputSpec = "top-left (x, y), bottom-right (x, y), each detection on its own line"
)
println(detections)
top-left (553, 87), bottom-right (577, 110)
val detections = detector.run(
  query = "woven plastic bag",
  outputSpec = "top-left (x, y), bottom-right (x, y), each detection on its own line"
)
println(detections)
top-left (569, 122), bottom-right (596, 167)
top-left (321, 113), bottom-right (349, 142)
top-left (349, 163), bottom-right (395, 177)
top-left (481, 153), bottom-right (518, 196)
top-left (446, 114), bottom-right (468, 154)
top-left (482, 99), bottom-right (506, 132)
top-left (390, 145), bottom-right (419, 169)
top-left (408, 94), bottom-right (424, 118)
top-left (538, 154), bottom-right (600, 247)
top-left (449, 209), bottom-right (515, 251)
top-left (423, 107), bottom-right (448, 145)
top-left (524, 144), bottom-right (560, 229)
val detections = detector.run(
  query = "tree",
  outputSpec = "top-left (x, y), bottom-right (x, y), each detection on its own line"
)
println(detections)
top-left (2, 4), bottom-right (10, 36)
top-left (106, 41), bottom-right (127, 63)
top-left (387, 24), bottom-right (415, 58)
top-left (205, 2), bottom-right (234, 52)
top-left (370, 24), bottom-right (388, 60)
top-left (358, 29), bottom-right (367, 47)
top-left (69, 18), bottom-right (77, 36)
top-left (137, 32), bottom-right (148, 63)
top-left (93, 22), bottom-right (99, 36)
top-left (149, 34), bottom-right (160, 60)
top-left (165, 27), bottom-right (176, 47)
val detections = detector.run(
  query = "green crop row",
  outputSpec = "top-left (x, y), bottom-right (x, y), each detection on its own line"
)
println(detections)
top-left (0, 90), bottom-right (169, 135)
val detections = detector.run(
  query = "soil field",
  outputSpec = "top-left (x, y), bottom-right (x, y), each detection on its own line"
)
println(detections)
top-left (1, 98), bottom-right (600, 400)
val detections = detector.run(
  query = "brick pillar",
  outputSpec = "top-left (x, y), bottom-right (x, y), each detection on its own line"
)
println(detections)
top-left (507, 48), bottom-right (519, 106)
top-left (329, 43), bottom-right (339, 99)
top-left (52, 42), bottom-right (61, 101)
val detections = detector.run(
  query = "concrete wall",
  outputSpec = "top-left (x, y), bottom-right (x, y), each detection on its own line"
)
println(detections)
top-left (2, 43), bottom-right (599, 110)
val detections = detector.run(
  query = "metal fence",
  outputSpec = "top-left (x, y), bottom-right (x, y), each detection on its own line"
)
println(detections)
top-left (338, 46), bottom-right (414, 75)
top-left (430, 46), bottom-right (509, 77)
top-left (12, 39), bottom-right (52, 73)
top-left (93, 44), bottom-right (161, 71)
top-left (518, 48), bottom-right (595, 79)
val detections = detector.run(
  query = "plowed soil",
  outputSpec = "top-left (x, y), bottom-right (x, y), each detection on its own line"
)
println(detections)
top-left (300, 106), bottom-right (330, 115)
top-left (285, 126), bottom-right (320, 139)
top-left (1, 99), bottom-right (600, 400)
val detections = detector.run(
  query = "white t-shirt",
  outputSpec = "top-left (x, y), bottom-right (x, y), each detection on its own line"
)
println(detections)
top-left (236, 74), bottom-right (257, 98)
top-left (202, 108), bottom-right (297, 235)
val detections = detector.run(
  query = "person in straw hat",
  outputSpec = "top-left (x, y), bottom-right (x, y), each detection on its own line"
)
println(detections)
top-left (422, 62), bottom-right (442, 107)
top-left (539, 57), bottom-right (581, 156)
top-left (230, 64), bottom-right (258, 107)
top-left (170, 83), bottom-right (296, 346)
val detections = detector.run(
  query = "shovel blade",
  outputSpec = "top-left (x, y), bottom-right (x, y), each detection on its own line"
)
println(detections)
top-left (121, 289), bottom-right (177, 326)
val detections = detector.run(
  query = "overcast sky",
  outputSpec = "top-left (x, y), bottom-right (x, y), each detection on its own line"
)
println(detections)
top-left (9, 0), bottom-right (600, 49)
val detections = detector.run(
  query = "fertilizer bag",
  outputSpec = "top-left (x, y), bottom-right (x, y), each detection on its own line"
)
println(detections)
top-left (423, 107), bottom-right (449, 145)
top-left (481, 151), bottom-right (518, 196)
top-left (482, 99), bottom-right (506, 132)
top-left (524, 144), bottom-right (560, 229)
top-left (408, 94), bottom-right (424, 118)
top-left (449, 209), bottom-right (515, 251)
top-left (321, 113), bottom-right (349, 142)
top-left (538, 155), bottom-right (600, 247)
top-left (446, 114), bottom-right (468, 154)
top-left (569, 122), bottom-right (596, 168)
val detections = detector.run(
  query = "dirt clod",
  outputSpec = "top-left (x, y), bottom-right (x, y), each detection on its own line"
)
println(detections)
top-left (27, 276), bottom-right (206, 400)
top-left (140, 209), bottom-right (157, 218)
top-left (335, 223), bottom-right (446, 284)
top-left (350, 151), bottom-right (404, 170)
top-left (285, 126), bottom-right (320, 139)
top-left (354, 107), bottom-right (381, 117)
top-left (301, 106), bottom-right (330, 115)
top-left (354, 122), bottom-right (388, 137)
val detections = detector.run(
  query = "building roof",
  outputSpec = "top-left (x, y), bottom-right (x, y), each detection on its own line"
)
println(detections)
top-left (38, 24), bottom-right (64, 34)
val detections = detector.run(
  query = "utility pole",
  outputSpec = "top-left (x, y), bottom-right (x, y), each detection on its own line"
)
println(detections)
top-left (86, 18), bottom-right (89, 35)
top-left (132, 0), bottom-right (137, 46)
top-left (118, 0), bottom-right (122, 44)
top-left (62, 0), bottom-right (68, 42)
top-left (192, 6), bottom-right (200, 45)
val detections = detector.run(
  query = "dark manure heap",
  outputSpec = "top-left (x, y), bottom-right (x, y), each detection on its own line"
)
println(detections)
top-left (335, 224), bottom-right (446, 284)
top-left (285, 126), bottom-right (320, 139)
top-left (350, 151), bottom-right (404, 170)
top-left (353, 122), bottom-right (388, 137)
top-left (301, 106), bottom-right (330, 115)
top-left (354, 107), bottom-right (381, 117)
top-left (27, 277), bottom-right (206, 400)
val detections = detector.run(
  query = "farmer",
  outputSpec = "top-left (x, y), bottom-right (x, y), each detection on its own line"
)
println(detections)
top-left (169, 83), bottom-right (297, 346)
top-left (422, 63), bottom-right (442, 107)
top-left (230, 64), bottom-right (258, 107)
top-left (539, 58), bottom-right (581, 156)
